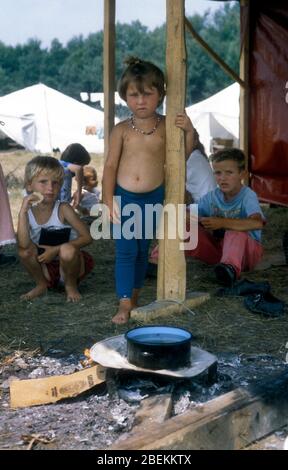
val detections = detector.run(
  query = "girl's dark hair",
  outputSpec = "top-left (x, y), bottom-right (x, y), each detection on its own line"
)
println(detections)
top-left (61, 143), bottom-right (91, 165)
top-left (118, 57), bottom-right (166, 105)
top-left (193, 128), bottom-right (208, 159)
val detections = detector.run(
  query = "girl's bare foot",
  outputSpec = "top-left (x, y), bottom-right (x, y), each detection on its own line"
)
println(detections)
top-left (20, 282), bottom-right (47, 301)
top-left (65, 285), bottom-right (82, 302)
top-left (112, 298), bottom-right (132, 324)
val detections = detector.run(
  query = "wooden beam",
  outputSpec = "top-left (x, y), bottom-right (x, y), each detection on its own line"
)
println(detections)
top-left (131, 292), bottom-right (210, 321)
top-left (157, 0), bottom-right (186, 302)
top-left (103, 0), bottom-right (115, 156)
top-left (185, 17), bottom-right (244, 88)
top-left (132, 394), bottom-right (173, 433)
top-left (239, 0), bottom-right (250, 174)
top-left (110, 370), bottom-right (288, 450)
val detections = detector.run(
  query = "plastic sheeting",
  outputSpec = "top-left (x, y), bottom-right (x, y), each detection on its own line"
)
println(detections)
top-left (248, 1), bottom-right (288, 206)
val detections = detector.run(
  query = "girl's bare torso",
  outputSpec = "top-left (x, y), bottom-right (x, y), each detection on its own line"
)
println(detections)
top-left (116, 117), bottom-right (165, 193)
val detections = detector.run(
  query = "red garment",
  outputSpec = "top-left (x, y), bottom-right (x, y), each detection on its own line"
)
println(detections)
top-left (185, 225), bottom-right (263, 278)
top-left (150, 225), bottom-right (263, 278)
top-left (46, 250), bottom-right (94, 288)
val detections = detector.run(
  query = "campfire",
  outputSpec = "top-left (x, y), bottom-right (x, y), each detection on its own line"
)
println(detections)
top-left (1, 341), bottom-right (287, 450)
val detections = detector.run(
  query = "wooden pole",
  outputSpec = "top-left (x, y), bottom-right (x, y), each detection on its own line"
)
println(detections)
top-left (185, 18), bottom-right (244, 88)
top-left (239, 0), bottom-right (250, 175)
top-left (157, 0), bottom-right (186, 301)
top-left (103, 0), bottom-right (115, 156)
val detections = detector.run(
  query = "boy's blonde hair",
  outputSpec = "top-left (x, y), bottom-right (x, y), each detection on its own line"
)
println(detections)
top-left (118, 56), bottom-right (166, 106)
top-left (24, 156), bottom-right (64, 187)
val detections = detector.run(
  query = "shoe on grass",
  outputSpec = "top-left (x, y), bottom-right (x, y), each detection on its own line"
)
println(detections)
top-left (214, 263), bottom-right (236, 287)
top-left (216, 278), bottom-right (271, 297)
top-left (244, 292), bottom-right (285, 318)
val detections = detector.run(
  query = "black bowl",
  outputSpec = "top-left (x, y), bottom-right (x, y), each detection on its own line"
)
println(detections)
top-left (125, 325), bottom-right (192, 370)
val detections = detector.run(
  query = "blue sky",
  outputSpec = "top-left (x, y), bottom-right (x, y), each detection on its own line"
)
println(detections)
top-left (0, 0), bottom-right (229, 48)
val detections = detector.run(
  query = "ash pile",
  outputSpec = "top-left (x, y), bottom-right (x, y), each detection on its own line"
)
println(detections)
top-left (0, 350), bottom-right (286, 450)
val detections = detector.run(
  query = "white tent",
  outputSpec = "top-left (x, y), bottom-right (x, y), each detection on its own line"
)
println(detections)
top-left (0, 84), bottom-right (105, 153)
top-left (186, 83), bottom-right (240, 155)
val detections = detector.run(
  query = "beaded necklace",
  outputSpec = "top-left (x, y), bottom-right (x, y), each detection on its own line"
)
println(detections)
top-left (130, 115), bottom-right (161, 136)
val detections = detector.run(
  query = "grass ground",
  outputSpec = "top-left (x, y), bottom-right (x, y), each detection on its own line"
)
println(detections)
top-left (0, 150), bottom-right (287, 363)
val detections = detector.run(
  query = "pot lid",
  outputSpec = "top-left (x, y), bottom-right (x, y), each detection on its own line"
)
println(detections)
top-left (90, 335), bottom-right (217, 378)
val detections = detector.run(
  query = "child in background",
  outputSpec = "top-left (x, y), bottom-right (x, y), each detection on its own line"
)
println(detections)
top-left (186, 148), bottom-right (265, 285)
top-left (102, 56), bottom-right (194, 324)
top-left (185, 128), bottom-right (216, 204)
top-left (18, 156), bottom-right (94, 302)
top-left (77, 166), bottom-right (101, 216)
top-left (59, 143), bottom-right (91, 207)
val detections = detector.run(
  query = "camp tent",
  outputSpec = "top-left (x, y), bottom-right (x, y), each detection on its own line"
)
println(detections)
top-left (186, 83), bottom-right (239, 155)
top-left (0, 84), bottom-right (105, 153)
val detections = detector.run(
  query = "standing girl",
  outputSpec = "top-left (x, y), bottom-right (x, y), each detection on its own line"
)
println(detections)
top-left (102, 57), bottom-right (194, 324)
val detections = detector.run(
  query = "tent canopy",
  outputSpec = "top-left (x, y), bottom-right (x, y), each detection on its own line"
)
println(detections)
top-left (186, 83), bottom-right (239, 155)
top-left (0, 84), bottom-right (105, 153)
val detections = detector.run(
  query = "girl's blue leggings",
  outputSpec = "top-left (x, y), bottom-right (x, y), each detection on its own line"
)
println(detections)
top-left (113, 184), bottom-right (164, 299)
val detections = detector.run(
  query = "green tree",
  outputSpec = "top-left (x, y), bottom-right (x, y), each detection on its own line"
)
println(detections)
top-left (17, 39), bottom-right (46, 86)
top-left (185, 3), bottom-right (240, 104)
top-left (0, 4), bottom-right (240, 107)
top-left (42, 39), bottom-right (68, 89)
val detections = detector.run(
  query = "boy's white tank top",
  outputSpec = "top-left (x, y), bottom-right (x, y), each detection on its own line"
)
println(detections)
top-left (28, 200), bottom-right (77, 245)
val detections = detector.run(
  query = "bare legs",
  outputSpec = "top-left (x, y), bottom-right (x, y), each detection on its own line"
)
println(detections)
top-left (59, 244), bottom-right (84, 302)
top-left (19, 243), bottom-right (85, 302)
top-left (18, 245), bottom-right (49, 300)
top-left (112, 288), bottom-right (140, 325)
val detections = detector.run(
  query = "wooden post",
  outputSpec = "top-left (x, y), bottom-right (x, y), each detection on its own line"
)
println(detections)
top-left (157, 0), bottom-right (187, 302)
top-left (185, 18), bottom-right (244, 88)
top-left (103, 0), bottom-right (115, 156)
top-left (240, 0), bottom-right (250, 174)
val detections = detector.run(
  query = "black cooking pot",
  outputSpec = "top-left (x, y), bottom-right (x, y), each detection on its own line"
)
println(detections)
top-left (125, 325), bottom-right (192, 370)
